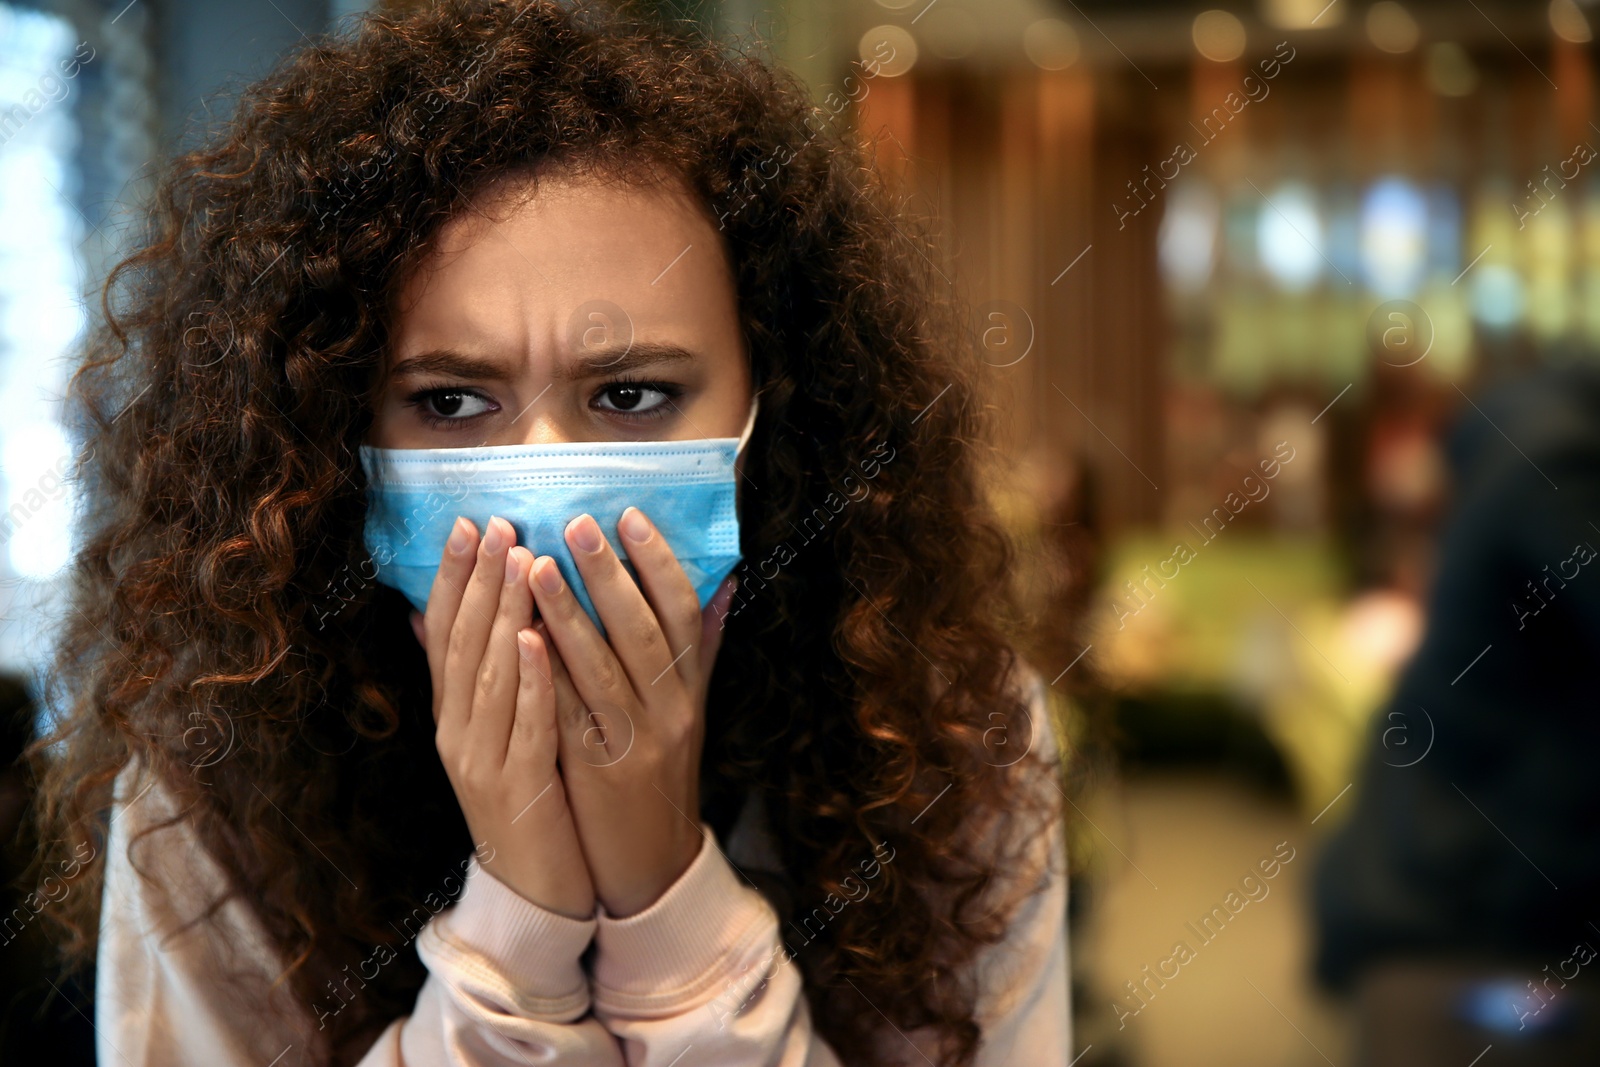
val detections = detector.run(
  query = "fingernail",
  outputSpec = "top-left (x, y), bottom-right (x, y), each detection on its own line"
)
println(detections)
top-left (619, 506), bottom-right (653, 544)
top-left (447, 517), bottom-right (469, 555)
top-left (534, 556), bottom-right (564, 594)
top-left (482, 516), bottom-right (506, 554)
top-left (504, 547), bottom-right (523, 585)
top-left (517, 630), bottom-right (535, 662)
top-left (567, 514), bottom-right (602, 554)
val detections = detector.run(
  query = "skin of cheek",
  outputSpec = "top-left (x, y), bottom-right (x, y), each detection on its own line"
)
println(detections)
top-left (367, 168), bottom-right (753, 450)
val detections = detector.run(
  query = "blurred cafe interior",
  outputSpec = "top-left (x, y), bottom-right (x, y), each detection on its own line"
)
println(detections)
top-left (2, 0), bottom-right (1599, 1063)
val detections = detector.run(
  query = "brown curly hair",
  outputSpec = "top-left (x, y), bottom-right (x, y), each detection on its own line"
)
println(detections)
top-left (29, 1), bottom-right (1064, 1063)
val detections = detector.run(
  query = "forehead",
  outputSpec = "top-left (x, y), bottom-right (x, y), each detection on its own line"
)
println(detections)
top-left (391, 166), bottom-right (738, 344)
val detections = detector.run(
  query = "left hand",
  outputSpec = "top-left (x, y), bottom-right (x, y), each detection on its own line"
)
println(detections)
top-left (527, 504), bottom-right (736, 918)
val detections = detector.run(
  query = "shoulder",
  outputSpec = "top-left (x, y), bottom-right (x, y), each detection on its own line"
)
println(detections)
top-left (97, 757), bottom-right (316, 1063)
top-left (985, 654), bottom-right (1065, 840)
top-left (1007, 656), bottom-right (1060, 764)
top-left (1000, 650), bottom-right (1066, 843)
top-left (102, 758), bottom-right (251, 940)
top-left (884, 655), bottom-right (1072, 1061)
top-left (968, 655), bottom-right (1071, 1041)
top-left (1455, 366), bottom-right (1600, 490)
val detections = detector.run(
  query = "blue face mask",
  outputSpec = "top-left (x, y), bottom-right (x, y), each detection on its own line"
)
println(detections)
top-left (358, 395), bottom-right (758, 634)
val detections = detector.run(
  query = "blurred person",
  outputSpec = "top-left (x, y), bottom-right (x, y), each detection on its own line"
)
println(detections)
top-left (0, 674), bottom-right (94, 1062)
top-left (25, 2), bottom-right (1071, 1065)
top-left (1312, 360), bottom-right (1600, 1065)
top-left (1006, 443), bottom-right (1101, 670)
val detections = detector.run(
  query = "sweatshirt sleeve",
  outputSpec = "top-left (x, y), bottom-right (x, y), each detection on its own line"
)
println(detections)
top-left (584, 671), bottom-right (1072, 1066)
top-left (94, 759), bottom-right (627, 1066)
top-left (356, 855), bottom-right (625, 1066)
top-left (587, 826), bottom-right (843, 1067)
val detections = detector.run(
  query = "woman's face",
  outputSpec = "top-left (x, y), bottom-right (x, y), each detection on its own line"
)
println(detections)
top-left (368, 167), bottom-right (752, 449)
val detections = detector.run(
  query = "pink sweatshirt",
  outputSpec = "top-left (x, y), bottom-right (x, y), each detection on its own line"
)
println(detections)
top-left (94, 676), bottom-right (1070, 1065)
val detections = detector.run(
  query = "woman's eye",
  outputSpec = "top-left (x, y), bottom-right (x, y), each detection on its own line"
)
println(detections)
top-left (594, 382), bottom-right (676, 416)
top-left (412, 388), bottom-right (495, 422)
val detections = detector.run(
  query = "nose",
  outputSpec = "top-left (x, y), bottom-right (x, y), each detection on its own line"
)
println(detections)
top-left (504, 407), bottom-right (573, 447)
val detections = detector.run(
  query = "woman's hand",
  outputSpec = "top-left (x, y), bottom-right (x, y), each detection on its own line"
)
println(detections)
top-left (413, 515), bottom-right (596, 920)
top-left (527, 505), bottom-right (736, 918)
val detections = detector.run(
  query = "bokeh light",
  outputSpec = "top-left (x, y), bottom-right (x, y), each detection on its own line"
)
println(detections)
top-left (859, 25), bottom-right (917, 77)
top-left (1192, 9), bottom-right (1247, 63)
top-left (1258, 181), bottom-right (1324, 291)
top-left (1549, 0), bottom-right (1593, 43)
top-left (1360, 178), bottom-right (1429, 296)
top-left (1367, 1), bottom-right (1421, 54)
top-left (1024, 18), bottom-right (1081, 71)
top-left (1426, 41), bottom-right (1479, 96)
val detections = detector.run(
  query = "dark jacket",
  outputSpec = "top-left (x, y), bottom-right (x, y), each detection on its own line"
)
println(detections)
top-left (1313, 362), bottom-right (1600, 991)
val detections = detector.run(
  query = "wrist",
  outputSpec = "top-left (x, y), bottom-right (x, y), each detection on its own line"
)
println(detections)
top-left (484, 851), bottom-right (595, 920)
top-left (468, 794), bottom-right (596, 919)
top-left (599, 829), bottom-right (703, 918)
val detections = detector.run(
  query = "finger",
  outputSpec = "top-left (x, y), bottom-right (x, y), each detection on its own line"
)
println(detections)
top-left (410, 610), bottom-right (426, 651)
top-left (698, 574), bottom-right (738, 680)
top-left (506, 626), bottom-right (560, 779)
top-left (616, 506), bottom-right (703, 688)
top-left (471, 544), bottom-right (536, 769)
top-left (425, 516), bottom-right (479, 726)
top-left (442, 515), bottom-right (515, 731)
top-left (533, 620), bottom-right (586, 734)
top-left (534, 620), bottom-right (592, 748)
top-left (563, 512), bottom-right (678, 698)
top-left (528, 551), bottom-right (643, 737)
top-left (536, 619), bottom-right (625, 773)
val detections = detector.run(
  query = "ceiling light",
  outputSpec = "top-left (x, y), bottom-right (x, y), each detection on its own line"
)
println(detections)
top-left (1193, 9), bottom-right (1247, 63)
top-left (1367, 2), bottom-right (1420, 54)
top-left (860, 26), bottom-right (918, 77)
top-left (1024, 19), bottom-right (1081, 71)
top-left (1549, 0), bottom-right (1593, 44)
top-left (1260, 0), bottom-right (1345, 30)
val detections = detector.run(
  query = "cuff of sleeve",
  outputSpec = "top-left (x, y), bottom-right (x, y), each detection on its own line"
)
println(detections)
top-left (427, 856), bottom-right (597, 1006)
top-left (591, 822), bottom-right (773, 1008)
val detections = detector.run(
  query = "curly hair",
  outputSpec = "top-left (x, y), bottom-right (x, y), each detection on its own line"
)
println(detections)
top-left (29, 2), bottom-right (1064, 1063)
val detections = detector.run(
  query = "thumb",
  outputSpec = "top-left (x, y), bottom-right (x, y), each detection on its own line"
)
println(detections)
top-left (699, 573), bottom-right (738, 668)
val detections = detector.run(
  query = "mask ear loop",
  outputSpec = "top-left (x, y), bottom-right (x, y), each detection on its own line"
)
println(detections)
top-left (731, 392), bottom-right (760, 525)
top-left (734, 392), bottom-right (760, 457)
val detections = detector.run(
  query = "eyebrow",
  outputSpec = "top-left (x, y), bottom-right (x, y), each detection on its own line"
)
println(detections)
top-left (387, 342), bottom-right (699, 383)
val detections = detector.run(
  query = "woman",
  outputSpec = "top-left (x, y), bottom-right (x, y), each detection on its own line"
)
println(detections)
top-left (31, 1), bottom-right (1070, 1064)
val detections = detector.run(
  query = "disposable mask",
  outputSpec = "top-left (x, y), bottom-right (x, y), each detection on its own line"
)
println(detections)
top-left (359, 395), bottom-right (758, 634)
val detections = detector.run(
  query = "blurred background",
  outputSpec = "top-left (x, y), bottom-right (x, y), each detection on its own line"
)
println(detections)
top-left (3, 0), bottom-right (1599, 1063)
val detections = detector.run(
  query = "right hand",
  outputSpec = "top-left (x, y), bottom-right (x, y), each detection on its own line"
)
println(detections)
top-left (412, 514), bottom-right (595, 920)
